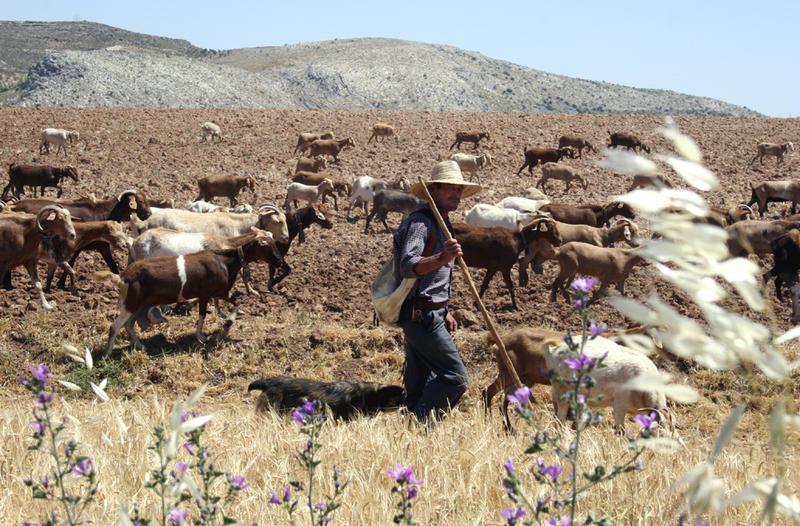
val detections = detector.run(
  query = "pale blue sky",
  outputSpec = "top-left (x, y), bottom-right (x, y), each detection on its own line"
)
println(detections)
top-left (8, 1), bottom-right (799, 117)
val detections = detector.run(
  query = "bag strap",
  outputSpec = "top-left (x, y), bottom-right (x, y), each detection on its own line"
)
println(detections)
top-left (420, 206), bottom-right (438, 257)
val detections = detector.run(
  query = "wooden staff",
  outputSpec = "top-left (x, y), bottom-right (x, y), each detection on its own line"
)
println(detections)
top-left (416, 176), bottom-right (523, 390)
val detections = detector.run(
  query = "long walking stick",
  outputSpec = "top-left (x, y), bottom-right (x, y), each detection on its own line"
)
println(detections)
top-left (416, 177), bottom-right (523, 390)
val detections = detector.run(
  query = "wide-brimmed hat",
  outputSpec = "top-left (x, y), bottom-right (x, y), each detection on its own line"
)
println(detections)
top-left (410, 160), bottom-right (482, 200)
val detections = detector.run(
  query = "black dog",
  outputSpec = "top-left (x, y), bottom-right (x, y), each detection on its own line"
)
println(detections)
top-left (248, 376), bottom-right (405, 420)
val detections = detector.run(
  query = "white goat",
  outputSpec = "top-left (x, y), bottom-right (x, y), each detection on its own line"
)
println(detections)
top-left (466, 203), bottom-right (546, 231)
top-left (522, 187), bottom-right (549, 201)
top-left (496, 196), bottom-right (551, 213)
top-left (284, 179), bottom-right (334, 210)
top-left (130, 205), bottom-right (289, 243)
top-left (544, 336), bottom-right (666, 429)
top-left (188, 200), bottom-right (229, 213)
top-left (201, 122), bottom-right (222, 142)
top-left (39, 128), bottom-right (80, 156)
top-left (449, 152), bottom-right (492, 180)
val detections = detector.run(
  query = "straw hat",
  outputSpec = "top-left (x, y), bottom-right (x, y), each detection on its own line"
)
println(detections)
top-left (410, 160), bottom-right (482, 200)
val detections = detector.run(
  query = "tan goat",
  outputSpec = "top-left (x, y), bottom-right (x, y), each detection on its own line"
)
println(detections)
top-left (367, 123), bottom-right (396, 143)
top-left (538, 162), bottom-right (588, 192)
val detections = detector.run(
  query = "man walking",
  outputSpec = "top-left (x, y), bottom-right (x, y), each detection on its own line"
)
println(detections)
top-left (393, 160), bottom-right (482, 420)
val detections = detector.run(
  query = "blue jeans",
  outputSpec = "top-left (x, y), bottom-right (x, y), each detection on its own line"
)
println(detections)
top-left (400, 303), bottom-right (469, 420)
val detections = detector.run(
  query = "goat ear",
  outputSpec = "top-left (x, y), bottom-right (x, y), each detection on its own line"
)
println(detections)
top-left (46, 211), bottom-right (56, 222)
top-left (316, 212), bottom-right (325, 220)
top-left (538, 222), bottom-right (548, 232)
top-left (617, 203), bottom-right (623, 209)
top-left (128, 196), bottom-right (138, 210)
top-left (624, 226), bottom-right (631, 239)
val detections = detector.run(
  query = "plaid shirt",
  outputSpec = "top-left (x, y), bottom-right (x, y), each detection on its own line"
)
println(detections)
top-left (392, 206), bottom-right (453, 304)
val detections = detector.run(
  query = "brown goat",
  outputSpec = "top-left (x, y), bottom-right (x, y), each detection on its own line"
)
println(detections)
top-left (749, 142), bottom-right (794, 166)
top-left (95, 231), bottom-right (277, 356)
top-left (368, 123), bottom-right (396, 143)
top-left (537, 163), bottom-right (588, 192)
top-left (40, 220), bottom-right (128, 293)
top-left (450, 131), bottom-right (490, 150)
top-left (293, 131), bottom-right (334, 155)
top-left (3, 163), bottom-right (79, 200)
top-left (517, 146), bottom-right (576, 176)
top-left (6, 190), bottom-right (151, 287)
top-left (294, 157), bottom-right (327, 174)
top-left (539, 201), bottom-right (635, 228)
top-left (557, 135), bottom-right (596, 158)
top-left (608, 132), bottom-right (650, 154)
top-left (483, 327), bottom-right (560, 429)
top-left (549, 241), bottom-right (645, 303)
top-left (196, 174), bottom-right (255, 207)
top-left (455, 217), bottom-right (562, 310)
top-left (308, 137), bottom-right (355, 162)
top-left (0, 205), bottom-right (76, 309)
top-left (747, 180), bottom-right (800, 216)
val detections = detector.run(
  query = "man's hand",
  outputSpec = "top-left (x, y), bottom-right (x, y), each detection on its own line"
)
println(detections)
top-left (445, 310), bottom-right (458, 337)
top-left (438, 238), bottom-right (462, 265)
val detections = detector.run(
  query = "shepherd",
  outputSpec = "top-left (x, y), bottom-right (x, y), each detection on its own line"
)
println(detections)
top-left (393, 160), bottom-right (482, 421)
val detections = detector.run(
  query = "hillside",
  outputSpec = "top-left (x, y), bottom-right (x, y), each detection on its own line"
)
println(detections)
top-left (0, 21), bottom-right (761, 116)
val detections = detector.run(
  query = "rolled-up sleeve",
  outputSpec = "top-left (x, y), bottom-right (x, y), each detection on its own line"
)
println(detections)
top-left (397, 220), bottom-right (430, 278)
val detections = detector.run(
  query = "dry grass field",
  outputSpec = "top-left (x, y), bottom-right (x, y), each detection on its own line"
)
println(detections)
top-left (0, 108), bottom-right (799, 524)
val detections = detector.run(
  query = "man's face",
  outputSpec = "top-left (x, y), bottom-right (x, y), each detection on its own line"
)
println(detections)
top-left (429, 183), bottom-right (463, 213)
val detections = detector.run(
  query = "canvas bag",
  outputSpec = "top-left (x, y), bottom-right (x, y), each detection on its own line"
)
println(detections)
top-left (371, 211), bottom-right (437, 327)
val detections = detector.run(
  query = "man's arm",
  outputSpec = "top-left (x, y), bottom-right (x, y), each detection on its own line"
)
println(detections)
top-left (413, 238), bottom-right (462, 276)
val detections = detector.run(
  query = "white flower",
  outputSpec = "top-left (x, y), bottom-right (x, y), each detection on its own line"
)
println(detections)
top-left (615, 188), bottom-right (709, 216)
top-left (659, 117), bottom-right (703, 163)
top-left (58, 380), bottom-right (82, 391)
top-left (595, 148), bottom-right (658, 175)
top-left (90, 381), bottom-right (110, 402)
top-left (656, 154), bottom-right (718, 191)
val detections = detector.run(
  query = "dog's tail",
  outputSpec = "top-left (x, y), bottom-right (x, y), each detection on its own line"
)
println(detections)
top-left (247, 378), bottom-right (269, 392)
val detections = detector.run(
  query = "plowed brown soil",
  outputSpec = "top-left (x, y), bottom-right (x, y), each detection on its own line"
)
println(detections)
top-left (1, 108), bottom-right (798, 383)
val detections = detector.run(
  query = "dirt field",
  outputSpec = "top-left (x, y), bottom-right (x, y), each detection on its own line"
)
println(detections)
top-left (1, 107), bottom-right (799, 389)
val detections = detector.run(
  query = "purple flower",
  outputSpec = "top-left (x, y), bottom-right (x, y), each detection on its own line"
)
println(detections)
top-left (30, 364), bottom-right (53, 384)
top-left (269, 491), bottom-right (280, 504)
top-left (72, 458), bottom-right (92, 476)
top-left (573, 297), bottom-right (587, 310)
top-left (292, 400), bottom-right (319, 423)
top-left (183, 441), bottom-right (193, 454)
top-left (563, 330), bottom-right (575, 348)
top-left (503, 457), bottom-right (515, 475)
top-left (176, 462), bottom-right (188, 475)
top-left (507, 386), bottom-right (531, 406)
top-left (545, 517), bottom-right (572, 526)
top-left (39, 475), bottom-right (50, 489)
top-left (576, 394), bottom-right (585, 405)
top-left (536, 457), bottom-right (563, 481)
top-left (571, 277), bottom-right (597, 292)
top-left (501, 507), bottom-right (526, 523)
top-left (590, 319), bottom-right (607, 337)
top-left (35, 390), bottom-right (54, 407)
top-left (166, 508), bottom-right (189, 524)
top-left (28, 420), bottom-right (47, 433)
top-left (633, 411), bottom-right (658, 430)
top-left (283, 486), bottom-right (291, 501)
top-left (406, 486), bottom-right (418, 499)
top-left (387, 464), bottom-right (423, 485)
top-left (563, 353), bottom-right (595, 371)
top-left (227, 474), bottom-right (250, 491)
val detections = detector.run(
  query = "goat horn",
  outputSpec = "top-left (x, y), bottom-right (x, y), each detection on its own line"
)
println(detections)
top-left (36, 205), bottom-right (66, 233)
top-left (117, 189), bottom-right (137, 201)
top-left (258, 204), bottom-right (281, 214)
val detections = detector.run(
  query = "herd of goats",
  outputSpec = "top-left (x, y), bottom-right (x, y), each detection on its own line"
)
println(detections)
top-left (0, 121), bottom-right (797, 424)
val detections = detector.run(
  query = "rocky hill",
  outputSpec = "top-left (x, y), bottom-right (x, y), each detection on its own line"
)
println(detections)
top-left (1, 21), bottom-right (761, 116)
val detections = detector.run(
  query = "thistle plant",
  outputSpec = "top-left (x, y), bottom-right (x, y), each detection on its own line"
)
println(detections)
top-left (270, 401), bottom-right (348, 525)
top-left (387, 463), bottom-right (424, 525)
top-left (122, 384), bottom-right (252, 525)
top-left (21, 364), bottom-right (99, 526)
top-left (500, 278), bottom-right (653, 526)
top-left (598, 118), bottom-right (800, 522)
